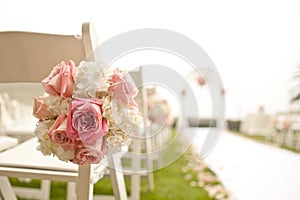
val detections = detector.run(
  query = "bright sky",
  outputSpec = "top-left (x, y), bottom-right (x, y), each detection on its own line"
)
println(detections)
top-left (1, 0), bottom-right (300, 119)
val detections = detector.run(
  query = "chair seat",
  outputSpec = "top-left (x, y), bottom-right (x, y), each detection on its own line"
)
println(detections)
top-left (0, 137), bottom-right (126, 181)
top-left (0, 136), bottom-right (18, 152)
top-left (0, 138), bottom-right (78, 172)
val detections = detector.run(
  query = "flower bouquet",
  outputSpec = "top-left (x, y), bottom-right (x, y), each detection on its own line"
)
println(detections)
top-left (33, 60), bottom-right (143, 165)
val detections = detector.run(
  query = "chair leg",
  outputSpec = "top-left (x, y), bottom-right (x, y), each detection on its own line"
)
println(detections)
top-left (77, 165), bottom-right (94, 200)
top-left (12, 180), bottom-right (50, 200)
top-left (130, 174), bottom-right (140, 200)
top-left (129, 139), bottom-right (142, 200)
top-left (67, 182), bottom-right (76, 200)
top-left (40, 180), bottom-right (51, 200)
top-left (0, 176), bottom-right (17, 200)
top-left (145, 138), bottom-right (154, 192)
top-left (108, 154), bottom-right (128, 200)
top-left (147, 172), bottom-right (155, 192)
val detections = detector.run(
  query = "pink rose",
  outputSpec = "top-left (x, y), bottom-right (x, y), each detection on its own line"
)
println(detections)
top-left (33, 96), bottom-right (55, 120)
top-left (41, 60), bottom-right (75, 98)
top-left (72, 147), bottom-right (104, 165)
top-left (109, 69), bottom-right (138, 109)
top-left (49, 115), bottom-right (78, 150)
top-left (67, 98), bottom-right (108, 149)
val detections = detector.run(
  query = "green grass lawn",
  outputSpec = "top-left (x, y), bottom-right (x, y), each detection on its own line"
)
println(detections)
top-left (140, 153), bottom-right (212, 200)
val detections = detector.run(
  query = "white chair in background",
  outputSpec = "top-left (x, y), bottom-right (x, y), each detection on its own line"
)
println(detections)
top-left (118, 67), bottom-right (155, 200)
top-left (0, 93), bottom-right (21, 152)
top-left (0, 22), bottom-right (127, 200)
top-left (123, 70), bottom-right (174, 200)
top-left (0, 83), bottom-right (43, 151)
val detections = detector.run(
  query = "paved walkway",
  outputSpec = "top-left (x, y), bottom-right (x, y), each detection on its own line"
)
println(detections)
top-left (184, 128), bottom-right (300, 200)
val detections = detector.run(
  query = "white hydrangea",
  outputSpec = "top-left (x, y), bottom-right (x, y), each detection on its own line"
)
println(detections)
top-left (45, 96), bottom-right (63, 116)
top-left (45, 96), bottom-right (71, 116)
top-left (34, 120), bottom-right (57, 156)
top-left (102, 96), bottom-right (112, 120)
top-left (100, 67), bottom-right (113, 91)
top-left (129, 108), bottom-right (144, 127)
top-left (59, 98), bottom-right (72, 115)
top-left (111, 99), bottom-right (144, 136)
top-left (106, 135), bottom-right (123, 153)
top-left (73, 61), bottom-right (106, 98)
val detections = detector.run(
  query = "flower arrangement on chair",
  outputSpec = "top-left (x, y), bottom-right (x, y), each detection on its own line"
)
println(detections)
top-left (33, 60), bottom-right (143, 165)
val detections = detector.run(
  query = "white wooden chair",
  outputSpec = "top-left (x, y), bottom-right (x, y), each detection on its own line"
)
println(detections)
top-left (124, 70), bottom-right (174, 200)
top-left (0, 22), bottom-right (127, 200)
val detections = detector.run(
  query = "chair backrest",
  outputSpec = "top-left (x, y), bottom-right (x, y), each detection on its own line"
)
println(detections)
top-left (0, 22), bottom-right (97, 83)
top-left (129, 67), bottom-right (147, 116)
top-left (128, 67), bottom-right (152, 161)
top-left (0, 23), bottom-right (97, 133)
top-left (129, 67), bottom-right (149, 139)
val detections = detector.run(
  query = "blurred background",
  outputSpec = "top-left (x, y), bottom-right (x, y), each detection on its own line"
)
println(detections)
top-left (1, 0), bottom-right (300, 120)
top-left (1, 1), bottom-right (300, 199)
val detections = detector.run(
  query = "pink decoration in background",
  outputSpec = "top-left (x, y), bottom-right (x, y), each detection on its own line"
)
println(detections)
top-left (197, 76), bottom-right (206, 86)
